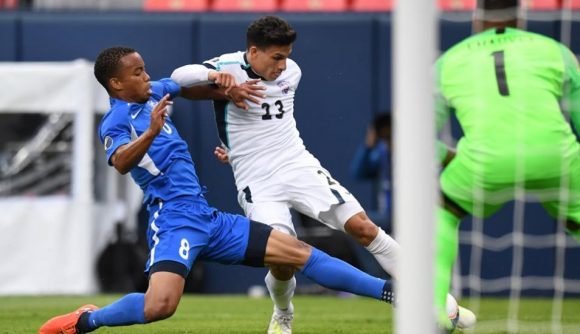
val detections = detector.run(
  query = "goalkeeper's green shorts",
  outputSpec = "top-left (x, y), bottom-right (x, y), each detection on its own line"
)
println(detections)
top-left (440, 155), bottom-right (580, 224)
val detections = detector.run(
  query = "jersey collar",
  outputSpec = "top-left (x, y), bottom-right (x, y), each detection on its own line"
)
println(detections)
top-left (109, 96), bottom-right (125, 107)
top-left (242, 52), bottom-right (266, 80)
top-left (109, 97), bottom-right (144, 116)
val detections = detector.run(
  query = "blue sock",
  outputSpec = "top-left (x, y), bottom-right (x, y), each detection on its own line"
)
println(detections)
top-left (84, 293), bottom-right (146, 331)
top-left (301, 247), bottom-right (394, 303)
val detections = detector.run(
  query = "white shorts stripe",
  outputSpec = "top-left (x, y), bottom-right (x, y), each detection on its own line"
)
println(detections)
top-left (149, 201), bottom-right (163, 267)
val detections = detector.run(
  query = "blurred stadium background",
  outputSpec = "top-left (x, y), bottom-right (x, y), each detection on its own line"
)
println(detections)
top-left (0, 0), bottom-right (580, 333)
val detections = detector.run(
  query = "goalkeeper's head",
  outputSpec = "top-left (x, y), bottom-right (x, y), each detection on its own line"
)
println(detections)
top-left (473, 0), bottom-right (521, 33)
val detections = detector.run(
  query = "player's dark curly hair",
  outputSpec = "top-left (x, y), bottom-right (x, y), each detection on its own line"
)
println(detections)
top-left (94, 46), bottom-right (136, 91)
top-left (246, 16), bottom-right (297, 49)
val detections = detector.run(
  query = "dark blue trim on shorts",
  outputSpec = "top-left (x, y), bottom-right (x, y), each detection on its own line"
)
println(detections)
top-left (242, 220), bottom-right (273, 267)
top-left (149, 260), bottom-right (189, 279)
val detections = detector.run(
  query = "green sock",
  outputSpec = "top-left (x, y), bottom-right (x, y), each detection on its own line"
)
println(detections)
top-left (435, 207), bottom-right (460, 324)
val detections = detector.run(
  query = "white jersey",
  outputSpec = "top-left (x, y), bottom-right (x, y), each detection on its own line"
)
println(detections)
top-left (204, 51), bottom-right (322, 191)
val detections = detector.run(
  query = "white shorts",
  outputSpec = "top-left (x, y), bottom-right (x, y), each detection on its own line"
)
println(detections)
top-left (237, 166), bottom-right (364, 235)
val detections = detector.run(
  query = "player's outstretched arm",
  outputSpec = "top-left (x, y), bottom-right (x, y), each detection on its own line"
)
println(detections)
top-left (171, 64), bottom-right (215, 87)
top-left (179, 80), bottom-right (264, 111)
top-left (172, 64), bottom-right (265, 109)
top-left (171, 64), bottom-right (237, 92)
top-left (174, 66), bottom-right (236, 97)
top-left (111, 94), bottom-right (172, 174)
top-left (172, 64), bottom-right (235, 99)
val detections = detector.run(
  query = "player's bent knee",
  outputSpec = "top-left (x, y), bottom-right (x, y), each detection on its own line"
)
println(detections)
top-left (265, 230), bottom-right (312, 268)
top-left (145, 270), bottom-right (185, 322)
top-left (144, 295), bottom-right (179, 322)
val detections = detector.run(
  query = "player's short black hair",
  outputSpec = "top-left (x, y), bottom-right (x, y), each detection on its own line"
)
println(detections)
top-left (246, 16), bottom-right (297, 49)
top-left (94, 46), bottom-right (137, 90)
top-left (477, 0), bottom-right (519, 10)
top-left (373, 113), bottom-right (391, 134)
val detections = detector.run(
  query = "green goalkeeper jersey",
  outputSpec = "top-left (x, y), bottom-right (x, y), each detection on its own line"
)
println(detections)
top-left (436, 27), bottom-right (580, 182)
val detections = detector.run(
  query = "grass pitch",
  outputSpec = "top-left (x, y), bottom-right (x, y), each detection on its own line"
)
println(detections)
top-left (1, 295), bottom-right (579, 333)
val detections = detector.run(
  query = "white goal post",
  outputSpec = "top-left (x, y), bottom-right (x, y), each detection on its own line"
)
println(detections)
top-left (393, 1), bottom-right (438, 333)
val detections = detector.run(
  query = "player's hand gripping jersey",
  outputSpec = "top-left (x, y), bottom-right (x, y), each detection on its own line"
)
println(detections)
top-left (204, 52), bottom-right (321, 191)
top-left (436, 27), bottom-right (580, 183)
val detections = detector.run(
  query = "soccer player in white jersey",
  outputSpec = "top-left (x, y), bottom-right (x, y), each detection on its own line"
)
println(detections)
top-left (172, 16), bottom-right (475, 333)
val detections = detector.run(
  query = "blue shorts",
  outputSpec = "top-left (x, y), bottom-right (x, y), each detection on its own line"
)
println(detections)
top-left (145, 196), bottom-right (272, 278)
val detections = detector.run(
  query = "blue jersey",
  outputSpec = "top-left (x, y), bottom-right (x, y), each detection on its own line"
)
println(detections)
top-left (98, 78), bottom-right (204, 204)
top-left (97, 78), bottom-right (270, 276)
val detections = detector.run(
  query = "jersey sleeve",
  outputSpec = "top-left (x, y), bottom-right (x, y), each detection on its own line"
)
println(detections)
top-left (98, 109), bottom-right (132, 166)
top-left (203, 56), bottom-right (219, 70)
top-left (203, 53), bottom-right (245, 71)
top-left (151, 79), bottom-right (181, 100)
top-left (560, 44), bottom-right (580, 138)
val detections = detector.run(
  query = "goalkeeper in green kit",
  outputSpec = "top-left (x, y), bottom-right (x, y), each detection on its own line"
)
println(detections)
top-left (434, 0), bottom-right (580, 328)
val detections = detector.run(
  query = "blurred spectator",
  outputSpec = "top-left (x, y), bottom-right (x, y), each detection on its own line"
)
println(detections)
top-left (350, 112), bottom-right (391, 232)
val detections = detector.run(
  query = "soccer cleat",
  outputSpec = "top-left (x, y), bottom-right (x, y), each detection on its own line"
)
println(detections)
top-left (267, 307), bottom-right (293, 334)
top-left (39, 304), bottom-right (99, 334)
top-left (456, 305), bottom-right (477, 329)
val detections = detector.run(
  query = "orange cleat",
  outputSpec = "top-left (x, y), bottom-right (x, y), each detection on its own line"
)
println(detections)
top-left (39, 304), bottom-right (99, 334)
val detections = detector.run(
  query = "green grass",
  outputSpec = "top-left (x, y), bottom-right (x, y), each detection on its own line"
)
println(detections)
top-left (0, 295), bottom-right (388, 334)
top-left (1, 295), bottom-right (579, 333)
top-left (456, 297), bottom-right (580, 334)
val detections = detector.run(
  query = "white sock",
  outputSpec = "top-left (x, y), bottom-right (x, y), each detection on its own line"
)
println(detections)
top-left (265, 271), bottom-right (296, 313)
top-left (365, 229), bottom-right (400, 279)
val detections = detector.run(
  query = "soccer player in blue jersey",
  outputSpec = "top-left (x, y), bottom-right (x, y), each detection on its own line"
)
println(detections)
top-left (38, 46), bottom-right (395, 334)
